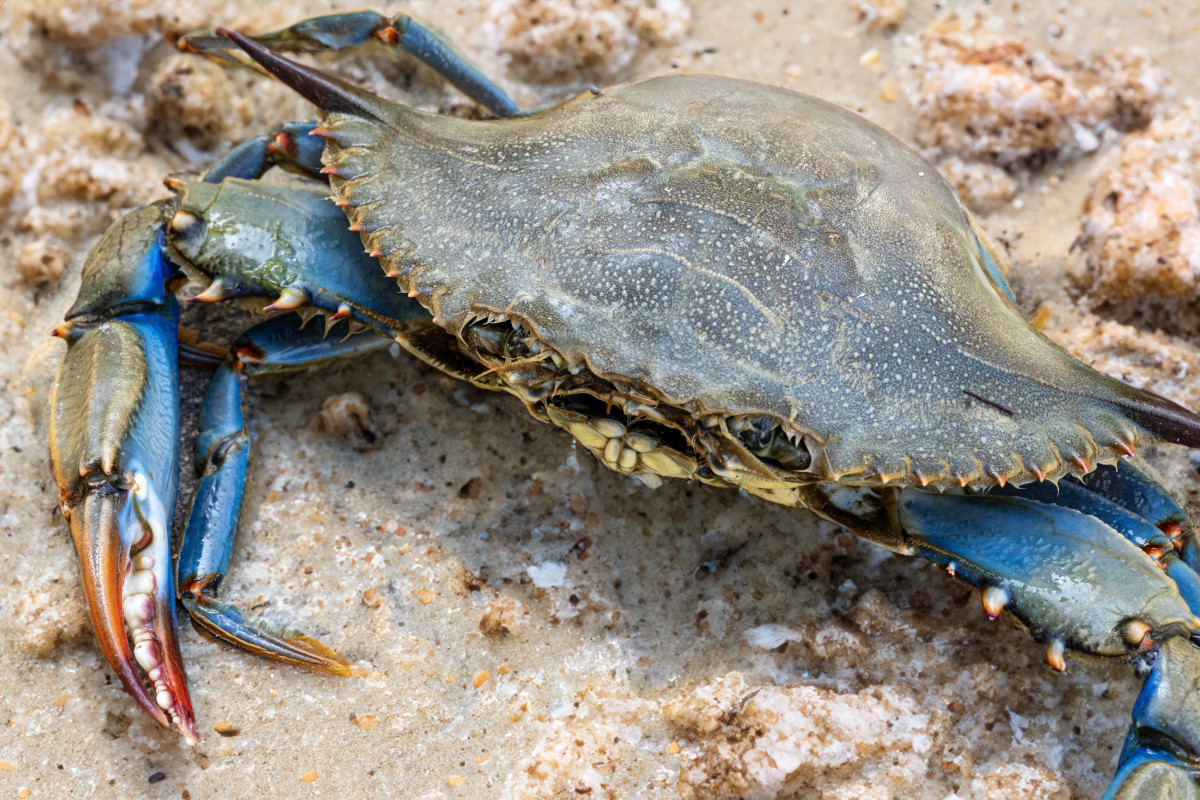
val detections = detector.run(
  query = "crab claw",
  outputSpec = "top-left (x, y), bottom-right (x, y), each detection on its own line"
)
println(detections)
top-left (49, 210), bottom-right (196, 743)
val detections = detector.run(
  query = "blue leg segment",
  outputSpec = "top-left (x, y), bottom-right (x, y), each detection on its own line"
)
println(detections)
top-left (232, 312), bottom-right (393, 376)
top-left (179, 12), bottom-right (519, 118)
top-left (178, 362), bottom-right (247, 596)
top-left (1075, 462), bottom-right (1199, 570)
top-left (1105, 636), bottom-right (1200, 799)
top-left (177, 314), bottom-right (390, 673)
top-left (202, 121), bottom-right (326, 183)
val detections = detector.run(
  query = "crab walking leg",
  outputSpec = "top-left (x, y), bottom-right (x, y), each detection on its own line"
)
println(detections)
top-left (48, 206), bottom-right (197, 742)
top-left (179, 12), bottom-right (519, 118)
top-left (1075, 461), bottom-right (1200, 572)
top-left (177, 316), bottom-right (389, 671)
top-left (201, 120), bottom-right (325, 183)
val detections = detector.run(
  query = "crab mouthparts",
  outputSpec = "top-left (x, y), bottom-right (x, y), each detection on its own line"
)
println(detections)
top-left (68, 469), bottom-right (196, 744)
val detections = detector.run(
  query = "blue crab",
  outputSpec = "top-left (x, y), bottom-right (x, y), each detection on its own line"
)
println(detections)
top-left (46, 13), bottom-right (1200, 797)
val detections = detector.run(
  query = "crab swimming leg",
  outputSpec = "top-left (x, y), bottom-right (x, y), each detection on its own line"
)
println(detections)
top-left (49, 204), bottom-right (198, 742)
top-left (178, 12), bottom-right (519, 118)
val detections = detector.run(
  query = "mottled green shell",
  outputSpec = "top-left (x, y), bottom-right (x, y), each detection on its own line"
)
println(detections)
top-left (323, 75), bottom-right (1179, 488)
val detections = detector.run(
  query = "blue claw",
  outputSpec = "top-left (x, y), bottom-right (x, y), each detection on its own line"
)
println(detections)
top-left (166, 177), bottom-right (428, 332)
top-left (899, 491), bottom-right (1198, 660)
top-left (1106, 636), bottom-right (1200, 799)
top-left (49, 208), bottom-right (196, 740)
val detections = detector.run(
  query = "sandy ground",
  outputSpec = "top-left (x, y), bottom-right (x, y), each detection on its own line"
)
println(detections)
top-left (3, 1), bottom-right (1200, 798)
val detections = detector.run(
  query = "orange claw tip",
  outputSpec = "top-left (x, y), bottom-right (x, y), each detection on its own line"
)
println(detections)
top-left (1115, 442), bottom-right (1136, 458)
top-left (1045, 640), bottom-right (1067, 671)
top-left (269, 132), bottom-right (295, 152)
top-left (51, 322), bottom-right (82, 342)
top-left (1032, 467), bottom-right (1047, 482)
top-left (319, 165), bottom-right (341, 175)
top-left (1072, 456), bottom-right (1090, 473)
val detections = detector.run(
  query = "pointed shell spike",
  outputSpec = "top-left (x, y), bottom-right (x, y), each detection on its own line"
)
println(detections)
top-left (1045, 640), bottom-right (1066, 671)
top-left (981, 586), bottom-right (1008, 620)
top-left (170, 209), bottom-right (200, 234)
top-left (264, 286), bottom-right (309, 312)
top-left (188, 279), bottom-right (227, 303)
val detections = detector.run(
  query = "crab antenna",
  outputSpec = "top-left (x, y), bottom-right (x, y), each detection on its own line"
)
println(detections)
top-left (218, 29), bottom-right (394, 123)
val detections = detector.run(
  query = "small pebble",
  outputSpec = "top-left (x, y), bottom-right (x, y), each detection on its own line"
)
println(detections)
top-left (299, 770), bottom-right (318, 783)
top-left (148, 772), bottom-right (166, 784)
top-left (213, 721), bottom-right (239, 737)
top-left (473, 670), bottom-right (490, 689)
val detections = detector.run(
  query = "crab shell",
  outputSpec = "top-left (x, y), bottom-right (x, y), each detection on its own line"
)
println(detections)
top-left (302, 73), bottom-right (1198, 491)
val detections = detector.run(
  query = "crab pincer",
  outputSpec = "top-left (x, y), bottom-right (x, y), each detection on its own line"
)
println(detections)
top-left (48, 205), bottom-right (196, 743)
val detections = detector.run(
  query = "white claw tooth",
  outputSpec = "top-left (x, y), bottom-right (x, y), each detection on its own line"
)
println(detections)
top-left (148, 667), bottom-right (162, 681)
top-left (134, 640), bottom-right (159, 672)
top-left (156, 690), bottom-right (173, 711)
top-left (135, 554), bottom-right (155, 571)
top-left (124, 570), bottom-right (156, 597)
top-left (170, 209), bottom-right (200, 234)
top-left (122, 594), bottom-right (151, 626)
